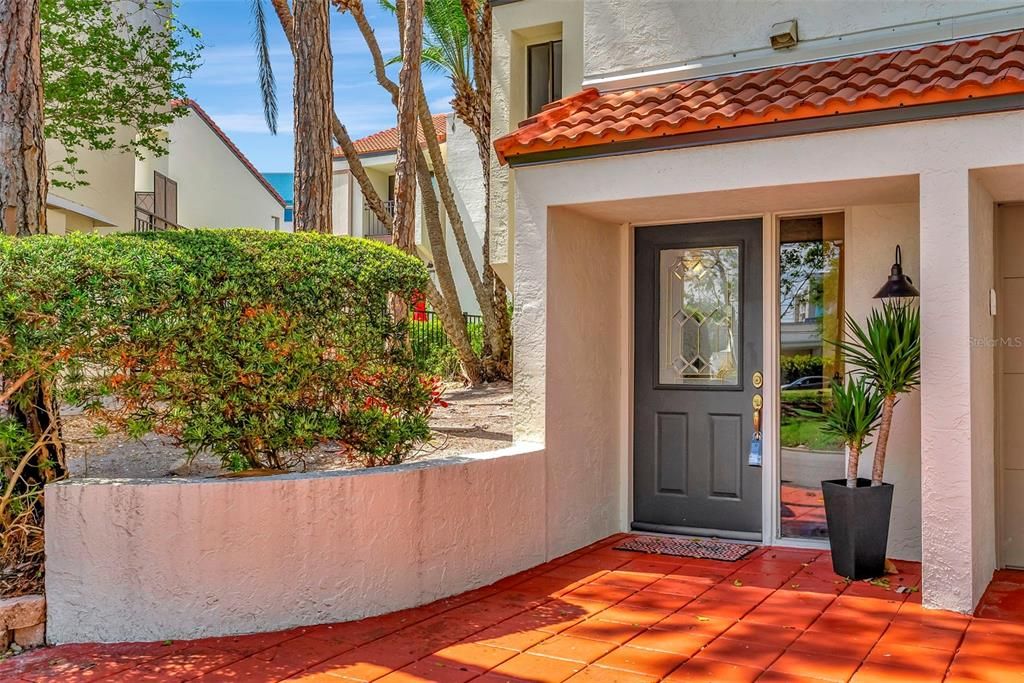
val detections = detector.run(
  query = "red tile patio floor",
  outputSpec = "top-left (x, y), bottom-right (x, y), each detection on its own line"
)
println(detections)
top-left (4, 534), bottom-right (1024, 682)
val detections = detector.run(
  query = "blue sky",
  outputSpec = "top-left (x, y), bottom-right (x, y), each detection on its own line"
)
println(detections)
top-left (176, 0), bottom-right (452, 172)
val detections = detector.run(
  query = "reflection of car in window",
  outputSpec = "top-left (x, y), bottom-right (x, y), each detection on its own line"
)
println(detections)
top-left (782, 375), bottom-right (828, 390)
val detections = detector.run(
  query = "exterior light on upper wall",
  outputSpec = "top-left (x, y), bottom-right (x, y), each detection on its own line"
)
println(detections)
top-left (770, 20), bottom-right (799, 50)
top-left (874, 245), bottom-right (920, 298)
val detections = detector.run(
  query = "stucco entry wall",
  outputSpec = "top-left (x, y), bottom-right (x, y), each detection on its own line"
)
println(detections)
top-left (509, 111), bottom-right (1024, 613)
top-left (544, 208), bottom-right (628, 558)
top-left (45, 446), bottom-right (546, 644)
top-left (846, 203), bottom-right (922, 561)
top-left (919, 169), bottom-right (999, 613)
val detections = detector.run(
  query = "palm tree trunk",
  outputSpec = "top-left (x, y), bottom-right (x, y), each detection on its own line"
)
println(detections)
top-left (460, 0), bottom-right (511, 375)
top-left (350, 0), bottom-right (496, 332)
top-left (415, 153), bottom-right (484, 384)
top-left (342, 0), bottom-right (501, 379)
top-left (0, 0), bottom-right (47, 236)
top-left (847, 443), bottom-right (860, 488)
top-left (392, 0), bottom-right (423, 249)
top-left (292, 0), bottom-right (333, 232)
top-left (872, 394), bottom-right (896, 486)
top-left (349, 0), bottom-right (481, 381)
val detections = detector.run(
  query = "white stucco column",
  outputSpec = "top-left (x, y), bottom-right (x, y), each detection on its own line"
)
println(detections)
top-left (512, 181), bottom-right (547, 444)
top-left (919, 169), bottom-right (997, 613)
top-left (350, 184), bottom-right (365, 239)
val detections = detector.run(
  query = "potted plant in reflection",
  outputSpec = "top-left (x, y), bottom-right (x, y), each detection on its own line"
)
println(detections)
top-left (822, 299), bottom-right (921, 579)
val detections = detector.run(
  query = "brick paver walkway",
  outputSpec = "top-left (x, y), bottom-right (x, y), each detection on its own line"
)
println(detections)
top-left (3, 534), bottom-right (1023, 682)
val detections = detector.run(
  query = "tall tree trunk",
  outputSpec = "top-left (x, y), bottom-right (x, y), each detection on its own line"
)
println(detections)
top-left (392, 0), bottom-right (423, 250)
top-left (460, 0), bottom-right (511, 375)
top-left (415, 155), bottom-right (483, 385)
top-left (0, 0), bottom-right (63, 478)
top-left (270, 0), bottom-right (488, 379)
top-left (292, 0), bottom-right (333, 232)
top-left (274, 0), bottom-right (393, 230)
top-left (872, 394), bottom-right (896, 486)
top-left (0, 0), bottom-right (47, 236)
top-left (342, 0), bottom-right (493, 382)
top-left (332, 116), bottom-right (393, 228)
top-left (0, 1), bottom-right (65, 596)
top-left (847, 443), bottom-right (860, 488)
top-left (270, 0), bottom-right (294, 36)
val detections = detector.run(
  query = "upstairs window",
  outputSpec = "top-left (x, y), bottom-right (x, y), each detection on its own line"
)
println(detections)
top-left (528, 40), bottom-right (562, 116)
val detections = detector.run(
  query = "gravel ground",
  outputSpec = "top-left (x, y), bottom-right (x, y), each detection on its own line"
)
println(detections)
top-left (62, 381), bottom-right (513, 480)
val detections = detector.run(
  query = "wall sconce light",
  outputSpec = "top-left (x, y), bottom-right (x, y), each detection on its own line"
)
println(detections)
top-left (873, 245), bottom-right (920, 299)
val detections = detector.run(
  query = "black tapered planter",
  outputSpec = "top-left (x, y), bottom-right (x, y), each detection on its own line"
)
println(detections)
top-left (821, 478), bottom-right (894, 580)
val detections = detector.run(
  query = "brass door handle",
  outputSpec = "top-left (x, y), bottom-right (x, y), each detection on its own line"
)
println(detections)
top-left (751, 371), bottom-right (764, 436)
top-left (748, 393), bottom-right (764, 467)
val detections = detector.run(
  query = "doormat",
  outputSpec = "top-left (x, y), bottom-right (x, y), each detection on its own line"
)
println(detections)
top-left (614, 535), bottom-right (757, 562)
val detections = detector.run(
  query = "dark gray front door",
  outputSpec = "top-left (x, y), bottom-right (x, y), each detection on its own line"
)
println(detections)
top-left (633, 219), bottom-right (763, 540)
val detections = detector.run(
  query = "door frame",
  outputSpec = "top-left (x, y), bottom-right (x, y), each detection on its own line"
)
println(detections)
top-left (624, 208), bottom-right (845, 550)
top-left (994, 202), bottom-right (1024, 569)
top-left (631, 218), bottom-right (764, 540)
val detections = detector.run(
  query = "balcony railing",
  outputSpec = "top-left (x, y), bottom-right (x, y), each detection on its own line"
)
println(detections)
top-left (363, 200), bottom-right (395, 238)
top-left (133, 209), bottom-right (177, 233)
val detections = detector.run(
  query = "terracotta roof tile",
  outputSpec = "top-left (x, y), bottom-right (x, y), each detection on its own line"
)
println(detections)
top-left (171, 99), bottom-right (286, 207)
top-left (335, 114), bottom-right (448, 157)
top-left (495, 30), bottom-right (1024, 163)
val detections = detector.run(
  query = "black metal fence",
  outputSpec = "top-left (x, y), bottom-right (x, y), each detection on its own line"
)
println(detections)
top-left (409, 308), bottom-right (484, 360)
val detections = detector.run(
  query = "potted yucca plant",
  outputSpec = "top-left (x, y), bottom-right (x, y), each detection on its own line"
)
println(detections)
top-left (822, 299), bottom-right (920, 579)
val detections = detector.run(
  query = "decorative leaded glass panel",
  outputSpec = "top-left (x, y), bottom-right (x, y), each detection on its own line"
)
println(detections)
top-left (659, 246), bottom-right (740, 385)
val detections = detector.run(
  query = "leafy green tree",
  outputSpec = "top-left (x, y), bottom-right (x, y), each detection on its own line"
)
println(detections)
top-left (41, 0), bottom-right (202, 188)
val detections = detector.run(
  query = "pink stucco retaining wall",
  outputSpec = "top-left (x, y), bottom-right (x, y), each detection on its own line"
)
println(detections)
top-left (44, 445), bottom-right (546, 644)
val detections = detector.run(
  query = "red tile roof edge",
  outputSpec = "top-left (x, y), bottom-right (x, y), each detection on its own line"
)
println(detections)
top-left (334, 113), bottom-right (449, 158)
top-left (172, 99), bottom-right (286, 207)
top-left (495, 30), bottom-right (1024, 164)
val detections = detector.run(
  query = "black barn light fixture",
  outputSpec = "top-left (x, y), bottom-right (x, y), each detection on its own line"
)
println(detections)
top-left (873, 245), bottom-right (920, 299)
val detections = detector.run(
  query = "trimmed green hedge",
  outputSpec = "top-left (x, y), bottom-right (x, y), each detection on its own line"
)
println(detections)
top-left (0, 229), bottom-right (437, 471)
top-left (780, 353), bottom-right (824, 384)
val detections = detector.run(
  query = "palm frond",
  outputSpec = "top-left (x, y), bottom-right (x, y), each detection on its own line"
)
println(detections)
top-left (382, 0), bottom-right (472, 83)
top-left (822, 375), bottom-right (884, 452)
top-left (830, 300), bottom-right (920, 397)
top-left (421, 45), bottom-right (452, 74)
top-left (251, 0), bottom-right (278, 134)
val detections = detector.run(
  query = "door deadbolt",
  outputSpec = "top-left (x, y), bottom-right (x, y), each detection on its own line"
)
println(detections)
top-left (752, 371), bottom-right (763, 388)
